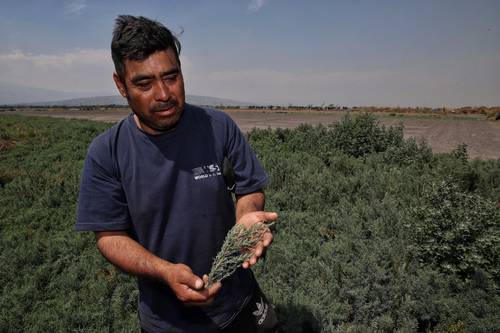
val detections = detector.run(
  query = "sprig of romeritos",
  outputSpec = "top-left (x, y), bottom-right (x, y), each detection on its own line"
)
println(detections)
top-left (206, 222), bottom-right (273, 288)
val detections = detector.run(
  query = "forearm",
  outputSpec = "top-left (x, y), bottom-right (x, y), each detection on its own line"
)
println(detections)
top-left (95, 231), bottom-right (170, 281)
top-left (95, 230), bottom-right (221, 304)
top-left (235, 190), bottom-right (265, 223)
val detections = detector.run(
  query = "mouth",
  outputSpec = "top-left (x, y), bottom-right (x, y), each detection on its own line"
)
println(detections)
top-left (152, 101), bottom-right (177, 116)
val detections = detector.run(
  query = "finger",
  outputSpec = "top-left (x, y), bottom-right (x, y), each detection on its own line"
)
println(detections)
top-left (186, 281), bottom-right (222, 306)
top-left (249, 256), bottom-right (257, 266)
top-left (254, 242), bottom-right (264, 257)
top-left (179, 270), bottom-right (204, 291)
top-left (262, 232), bottom-right (273, 247)
top-left (262, 212), bottom-right (278, 222)
top-left (249, 211), bottom-right (278, 223)
top-left (207, 282), bottom-right (222, 297)
top-left (179, 285), bottom-right (210, 303)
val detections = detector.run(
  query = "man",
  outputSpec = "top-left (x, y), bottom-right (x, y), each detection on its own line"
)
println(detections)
top-left (75, 15), bottom-right (279, 333)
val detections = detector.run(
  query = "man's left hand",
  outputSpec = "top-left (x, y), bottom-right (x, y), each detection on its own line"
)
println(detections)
top-left (236, 211), bottom-right (278, 269)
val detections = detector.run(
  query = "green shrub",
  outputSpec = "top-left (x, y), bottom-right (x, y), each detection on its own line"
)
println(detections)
top-left (329, 113), bottom-right (404, 157)
top-left (1, 114), bottom-right (499, 332)
top-left (408, 179), bottom-right (500, 279)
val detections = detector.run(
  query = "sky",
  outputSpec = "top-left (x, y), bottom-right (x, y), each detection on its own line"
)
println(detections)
top-left (0, 0), bottom-right (499, 107)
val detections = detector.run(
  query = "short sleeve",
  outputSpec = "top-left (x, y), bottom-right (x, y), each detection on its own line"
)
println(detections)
top-left (224, 116), bottom-right (269, 195)
top-left (75, 138), bottom-right (131, 231)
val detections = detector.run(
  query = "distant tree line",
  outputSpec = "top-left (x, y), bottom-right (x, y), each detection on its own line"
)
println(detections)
top-left (3, 104), bottom-right (498, 119)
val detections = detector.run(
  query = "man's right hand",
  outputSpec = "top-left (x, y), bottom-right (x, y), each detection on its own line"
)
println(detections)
top-left (162, 263), bottom-right (222, 306)
top-left (95, 231), bottom-right (221, 306)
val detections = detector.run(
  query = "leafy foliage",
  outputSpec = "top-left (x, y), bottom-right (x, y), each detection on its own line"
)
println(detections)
top-left (0, 116), bottom-right (139, 332)
top-left (207, 222), bottom-right (272, 288)
top-left (1, 114), bottom-right (499, 332)
top-left (329, 113), bottom-right (405, 157)
top-left (409, 179), bottom-right (499, 279)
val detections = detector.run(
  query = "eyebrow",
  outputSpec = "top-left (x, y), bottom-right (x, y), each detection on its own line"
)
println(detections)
top-left (161, 68), bottom-right (180, 77)
top-left (131, 69), bottom-right (180, 84)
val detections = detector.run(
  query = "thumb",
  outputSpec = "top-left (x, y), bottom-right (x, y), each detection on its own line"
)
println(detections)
top-left (180, 270), bottom-right (204, 290)
top-left (261, 211), bottom-right (278, 222)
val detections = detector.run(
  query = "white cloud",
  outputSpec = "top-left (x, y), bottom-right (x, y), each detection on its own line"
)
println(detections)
top-left (0, 49), bottom-right (116, 94)
top-left (64, 0), bottom-right (87, 15)
top-left (248, 0), bottom-right (266, 12)
top-left (0, 49), bottom-right (109, 69)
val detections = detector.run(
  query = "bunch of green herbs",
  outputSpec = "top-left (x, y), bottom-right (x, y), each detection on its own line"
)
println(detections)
top-left (206, 222), bottom-right (273, 288)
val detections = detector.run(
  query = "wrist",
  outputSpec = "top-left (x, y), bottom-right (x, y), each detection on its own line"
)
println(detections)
top-left (152, 257), bottom-right (173, 284)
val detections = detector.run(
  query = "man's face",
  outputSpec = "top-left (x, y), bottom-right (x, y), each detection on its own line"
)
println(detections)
top-left (113, 48), bottom-right (186, 135)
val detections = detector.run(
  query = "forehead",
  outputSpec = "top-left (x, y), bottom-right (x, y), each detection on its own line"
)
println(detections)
top-left (123, 49), bottom-right (180, 79)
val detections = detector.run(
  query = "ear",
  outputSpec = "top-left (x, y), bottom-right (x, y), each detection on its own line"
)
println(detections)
top-left (113, 72), bottom-right (128, 98)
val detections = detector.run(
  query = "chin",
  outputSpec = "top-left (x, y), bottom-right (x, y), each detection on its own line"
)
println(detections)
top-left (155, 112), bottom-right (183, 130)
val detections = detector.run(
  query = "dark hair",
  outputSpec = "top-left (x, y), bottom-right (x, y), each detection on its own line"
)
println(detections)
top-left (111, 15), bottom-right (181, 81)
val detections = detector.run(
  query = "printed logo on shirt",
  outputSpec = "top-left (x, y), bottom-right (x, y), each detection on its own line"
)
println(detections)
top-left (192, 164), bottom-right (222, 180)
top-left (252, 297), bottom-right (269, 326)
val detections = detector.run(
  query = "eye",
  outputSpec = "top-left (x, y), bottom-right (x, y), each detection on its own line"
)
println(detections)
top-left (163, 73), bottom-right (178, 82)
top-left (136, 81), bottom-right (152, 90)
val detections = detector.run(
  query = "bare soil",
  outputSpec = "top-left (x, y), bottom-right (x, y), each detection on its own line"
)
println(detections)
top-left (2, 107), bottom-right (499, 159)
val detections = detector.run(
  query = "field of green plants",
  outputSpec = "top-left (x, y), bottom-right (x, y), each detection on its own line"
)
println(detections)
top-left (0, 114), bottom-right (499, 332)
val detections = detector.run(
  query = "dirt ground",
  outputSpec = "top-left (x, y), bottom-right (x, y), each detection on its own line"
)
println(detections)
top-left (2, 107), bottom-right (500, 159)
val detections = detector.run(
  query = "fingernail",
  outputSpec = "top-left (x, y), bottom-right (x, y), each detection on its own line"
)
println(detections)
top-left (195, 279), bottom-right (203, 289)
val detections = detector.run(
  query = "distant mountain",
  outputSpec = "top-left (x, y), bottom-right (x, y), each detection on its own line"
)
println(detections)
top-left (23, 94), bottom-right (254, 107)
top-left (0, 82), bottom-right (102, 105)
top-left (186, 95), bottom-right (255, 107)
top-left (0, 81), bottom-right (256, 107)
top-left (26, 95), bottom-right (128, 106)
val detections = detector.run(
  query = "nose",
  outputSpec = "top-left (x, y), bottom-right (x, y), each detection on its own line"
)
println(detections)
top-left (153, 81), bottom-right (170, 101)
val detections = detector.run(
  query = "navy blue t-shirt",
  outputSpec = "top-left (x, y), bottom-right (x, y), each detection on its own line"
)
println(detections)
top-left (75, 104), bottom-right (269, 332)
